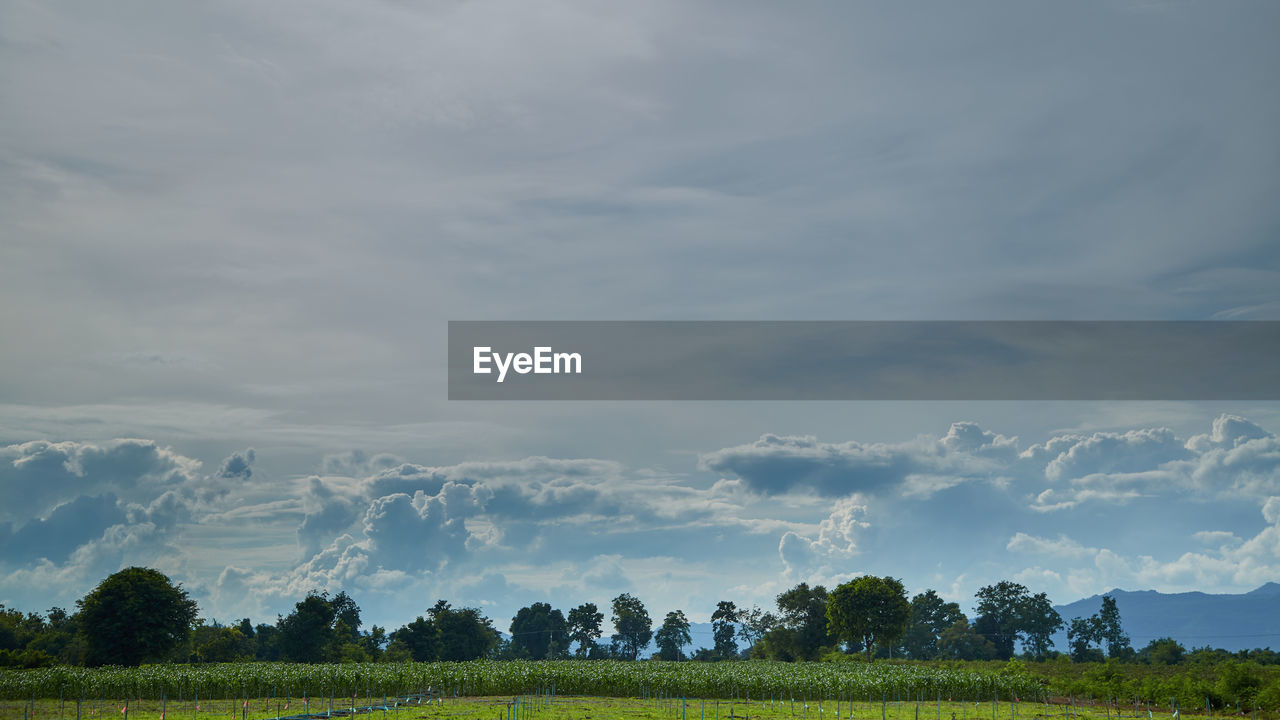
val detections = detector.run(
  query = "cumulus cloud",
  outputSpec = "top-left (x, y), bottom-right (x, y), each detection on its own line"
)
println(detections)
top-left (217, 448), bottom-right (255, 479)
top-left (1029, 415), bottom-right (1280, 511)
top-left (778, 496), bottom-right (870, 582)
top-left (0, 439), bottom-right (201, 522)
top-left (699, 422), bottom-right (1015, 497)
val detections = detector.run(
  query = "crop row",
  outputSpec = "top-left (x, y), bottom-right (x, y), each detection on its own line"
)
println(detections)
top-left (0, 661), bottom-right (1043, 703)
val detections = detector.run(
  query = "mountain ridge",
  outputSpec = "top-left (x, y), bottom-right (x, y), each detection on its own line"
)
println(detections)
top-left (1051, 583), bottom-right (1280, 652)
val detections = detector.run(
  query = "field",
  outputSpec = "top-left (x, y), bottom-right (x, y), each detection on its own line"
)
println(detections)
top-left (0, 661), bottom-right (1272, 720)
top-left (0, 691), bottom-right (1204, 720)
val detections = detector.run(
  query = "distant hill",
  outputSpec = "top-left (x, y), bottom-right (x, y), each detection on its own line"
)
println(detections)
top-left (1051, 582), bottom-right (1280, 652)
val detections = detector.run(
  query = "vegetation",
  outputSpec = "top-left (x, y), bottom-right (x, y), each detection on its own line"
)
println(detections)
top-left (5, 566), bottom-right (1280, 716)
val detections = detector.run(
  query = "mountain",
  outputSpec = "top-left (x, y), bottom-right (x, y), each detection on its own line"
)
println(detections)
top-left (1052, 583), bottom-right (1280, 652)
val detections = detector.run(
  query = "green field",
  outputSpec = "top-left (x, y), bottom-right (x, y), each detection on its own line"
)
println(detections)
top-left (1, 661), bottom-right (1274, 720)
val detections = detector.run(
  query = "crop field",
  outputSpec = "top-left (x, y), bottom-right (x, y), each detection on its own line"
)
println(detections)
top-left (0, 662), bottom-right (1265, 720)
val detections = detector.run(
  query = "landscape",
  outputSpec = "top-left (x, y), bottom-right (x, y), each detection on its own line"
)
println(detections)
top-left (3, 567), bottom-right (1280, 719)
top-left (4, 3), bottom-right (1279, 720)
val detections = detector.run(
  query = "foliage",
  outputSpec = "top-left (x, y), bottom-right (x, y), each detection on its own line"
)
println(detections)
top-left (826, 576), bottom-right (910, 662)
top-left (77, 567), bottom-right (198, 667)
top-left (655, 611), bottom-right (692, 661)
top-left (609, 594), bottom-right (653, 661)
top-left (567, 604), bottom-right (604, 659)
top-left (510, 603), bottom-right (569, 660)
top-left (973, 582), bottom-right (1061, 661)
top-left (756, 584), bottom-right (836, 661)
top-left (937, 618), bottom-right (997, 661)
top-left (711, 601), bottom-right (740, 659)
top-left (900, 591), bottom-right (964, 661)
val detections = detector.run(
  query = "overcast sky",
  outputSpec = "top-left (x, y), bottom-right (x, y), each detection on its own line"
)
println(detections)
top-left (2, 1), bottom-right (1279, 646)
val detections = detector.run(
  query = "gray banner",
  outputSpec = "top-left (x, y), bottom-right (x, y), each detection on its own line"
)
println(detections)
top-left (447, 321), bottom-right (1280, 400)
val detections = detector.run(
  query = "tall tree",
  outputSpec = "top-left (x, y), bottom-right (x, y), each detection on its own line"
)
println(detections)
top-left (429, 600), bottom-right (499, 661)
top-left (761, 583), bottom-right (834, 661)
top-left (973, 582), bottom-right (1061, 659)
top-left (1020, 591), bottom-right (1063, 660)
top-left (1097, 595), bottom-right (1131, 658)
top-left (736, 605), bottom-right (777, 654)
top-left (567, 603), bottom-right (603, 658)
top-left (937, 617), bottom-right (997, 660)
top-left (711, 601), bottom-right (740, 659)
top-left (900, 590), bottom-right (965, 660)
top-left (276, 593), bottom-right (338, 663)
top-left (1067, 615), bottom-right (1102, 662)
top-left (76, 567), bottom-right (198, 667)
top-left (390, 615), bottom-right (438, 662)
top-left (826, 576), bottom-right (911, 662)
top-left (610, 593), bottom-right (653, 660)
top-left (655, 610), bottom-right (692, 661)
top-left (510, 602), bottom-right (569, 659)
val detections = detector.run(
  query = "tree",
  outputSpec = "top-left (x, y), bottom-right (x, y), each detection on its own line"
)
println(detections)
top-left (937, 617), bottom-right (997, 660)
top-left (76, 567), bottom-right (198, 666)
top-left (390, 615), bottom-right (439, 662)
top-left (1067, 616), bottom-right (1103, 662)
top-left (1139, 637), bottom-right (1185, 665)
top-left (901, 590), bottom-right (965, 660)
top-left (736, 605), bottom-right (777, 654)
top-left (1097, 595), bottom-right (1131, 659)
top-left (610, 594), bottom-right (653, 660)
top-left (510, 602), bottom-right (569, 659)
top-left (826, 576), bottom-right (911, 662)
top-left (277, 593), bottom-right (338, 663)
top-left (429, 600), bottom-right (499, 661)
top-left (973, 582), bottom-right (1062, 660)
top-left (758, 583), bottom-right (835, 661)
top-left (974, 581), bottom-right (1029, 660)
top-left (567, 603), bottom-right (604, 658)
top-left (1020, 592), bottom-right (1063, 660)
top-left (711, 601), bottom-right (740, 659)
top-left (655, 610), bottom-right (692, 660)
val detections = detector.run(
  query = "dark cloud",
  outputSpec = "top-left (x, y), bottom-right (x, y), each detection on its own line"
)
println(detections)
top-left (0, 494), bottom-right (126, 564)
top-left (217, 448), bottom-right (255, 479)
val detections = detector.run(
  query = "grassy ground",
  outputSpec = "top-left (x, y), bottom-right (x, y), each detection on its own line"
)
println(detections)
top-left (0, 694), bottom-right (1235, 720)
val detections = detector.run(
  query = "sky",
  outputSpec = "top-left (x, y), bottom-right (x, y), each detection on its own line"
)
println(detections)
top-left (2, 1), bottom-right (1279, 649)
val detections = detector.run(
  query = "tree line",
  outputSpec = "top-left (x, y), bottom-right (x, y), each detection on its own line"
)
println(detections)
top-left (3, 566), bottom-right (1278, 668)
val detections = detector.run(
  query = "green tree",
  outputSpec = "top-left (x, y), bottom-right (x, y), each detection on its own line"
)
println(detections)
top-left (76, 567), bottom-right (198, 666)
top-left (655, 610), bottom-right (692, 661)
top-left (937, 617), bottom-right (997, 660)
top-left (1097, 595), bottom-right (1131, 659)
top-left (1139, 637), bottom-right (1185, 665)
top-left (610, 594), bottom-right (653, 660)
top-left (567, 603), bottom-right (603, 658)
top-left (277, 593), bottom-right (337, 663)
top-left (429, 600), bottom-right (499, 661)
top-left (973, 581), bottom-right (1061, 660)
top-left (826, 576), bottom-right (911, 662)
top-left (711, 601), bottom-right (740, 659)
top-left (510, 602), bottom-right (569, 659)
top-left (1067, 615), bottom-right (1103, 662)
top-left (390, 615), bottom-right (438, 662)
top-left (1021, 592), bottom-right (1063, 660)
top-left (757, 583), bottom-right (835, 661)
top-left (736, 605), bottom-right (777, 654)
top-left (900, 590), bottom-right (965, 660)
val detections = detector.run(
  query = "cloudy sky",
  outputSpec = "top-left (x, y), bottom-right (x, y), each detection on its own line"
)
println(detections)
top-left (2, 1), bottom-right (1279, 646)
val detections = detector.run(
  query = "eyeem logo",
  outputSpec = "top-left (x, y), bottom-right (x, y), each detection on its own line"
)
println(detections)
top-left (473, 346), bottom-right (582, 383)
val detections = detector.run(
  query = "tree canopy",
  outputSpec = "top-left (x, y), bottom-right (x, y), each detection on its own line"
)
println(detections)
top-left (826, 576), bottom-right (911, 662)
top-left (77, 567), bottom-right (198, 667)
